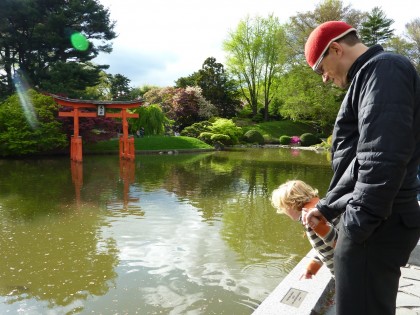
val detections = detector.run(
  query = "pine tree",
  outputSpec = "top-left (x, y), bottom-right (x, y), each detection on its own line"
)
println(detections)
top-left (360, 7), bottom-right (394, 46)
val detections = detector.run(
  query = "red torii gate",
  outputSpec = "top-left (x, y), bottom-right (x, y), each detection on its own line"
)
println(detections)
top-left (52, 95), bottom-right (142, 162)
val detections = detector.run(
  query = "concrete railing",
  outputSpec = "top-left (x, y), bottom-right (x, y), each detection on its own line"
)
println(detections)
top-left (252, 249), bottom-right (334, 315)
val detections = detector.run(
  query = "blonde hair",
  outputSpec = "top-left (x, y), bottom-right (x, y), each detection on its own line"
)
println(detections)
top-left (271, 180), bottom-right (319, 214)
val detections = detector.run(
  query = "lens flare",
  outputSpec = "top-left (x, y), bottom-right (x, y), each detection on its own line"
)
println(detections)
top-left (13, 71), bottom-right (38, 129)
top-left (70, 32), bottom-right (89, 51)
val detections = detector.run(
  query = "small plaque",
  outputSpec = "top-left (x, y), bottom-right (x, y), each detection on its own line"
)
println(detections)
top-left (280, 288), bottom-right (308, 308)
top-left (97, 105), bottom-right (105, 116)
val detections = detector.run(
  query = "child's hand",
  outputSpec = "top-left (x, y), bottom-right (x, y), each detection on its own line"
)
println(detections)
top-left (299, 270), bottom-right (314, 280)
top-left (302, 208), bottom-right (324, 228)
top-left (307, 216), bottom-right (320, 229)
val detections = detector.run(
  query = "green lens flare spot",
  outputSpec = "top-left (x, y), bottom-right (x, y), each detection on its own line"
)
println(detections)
top-left (70, 33), bottom-right (89, 51)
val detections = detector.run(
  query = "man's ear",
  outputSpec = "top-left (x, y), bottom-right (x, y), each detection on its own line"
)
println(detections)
top-left (330, 42), bottom-right (344, 57)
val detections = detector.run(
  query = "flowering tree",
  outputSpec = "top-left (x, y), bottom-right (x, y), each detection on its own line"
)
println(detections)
top-left (143, 86), bottom-right (217, 130)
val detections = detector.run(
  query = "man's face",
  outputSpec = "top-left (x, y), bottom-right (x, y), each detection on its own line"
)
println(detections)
top-left (316, 44), bottom-right (349, 89)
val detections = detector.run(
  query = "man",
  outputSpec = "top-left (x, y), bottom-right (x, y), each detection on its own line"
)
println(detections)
top-left (302, 21), bottom-right (420, 315)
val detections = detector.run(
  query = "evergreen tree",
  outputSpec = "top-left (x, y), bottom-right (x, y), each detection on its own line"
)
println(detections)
top-left (197, 57), bottom-right (240, 118)
top-left (109, 74), bottom-right (132, 101)
top-left (0, 0), bottom-right (116, 99)
top-left (359, 7), bottom-right (394, 46)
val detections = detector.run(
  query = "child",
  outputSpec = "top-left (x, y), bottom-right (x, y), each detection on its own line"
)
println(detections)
top-left (271, 180), bottom-right (339, 279)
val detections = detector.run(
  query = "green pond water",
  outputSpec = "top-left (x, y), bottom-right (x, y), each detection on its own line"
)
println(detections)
top-left (0, 148), bottom-right (332, 314)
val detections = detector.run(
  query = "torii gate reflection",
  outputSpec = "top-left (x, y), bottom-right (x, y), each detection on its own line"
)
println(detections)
top-left (70, 159), bottom-right (138, 209)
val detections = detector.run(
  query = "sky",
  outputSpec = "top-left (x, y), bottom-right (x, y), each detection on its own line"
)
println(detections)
top-left (94, 0), bottom-right (420, 88)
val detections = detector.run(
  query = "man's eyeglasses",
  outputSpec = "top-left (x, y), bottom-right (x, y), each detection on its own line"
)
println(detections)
top-left (314, 48), bottom-right (329, 75)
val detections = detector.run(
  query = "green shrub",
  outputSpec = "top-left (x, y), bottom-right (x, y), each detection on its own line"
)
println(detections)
top-left (243, 129), bottom-right (264, 145)
top-left (300, 133), bottom-right (321, 146)
top-left (237, 107), bottom-right (253, 118)
top-left (211, 134), bottom-right (231, 145)
top-left (251, 113), bottom-right (264, 123)
top-left (181, 121), bottom-right (212, 137)
top-left (279, 135), bottom-right (291, 145)
top-left (264, 134), bottom-right (279, 144)
top-left (209, 118), bottom-right (243, 144)
top-left (0, 90), bottom-right (67, 156)
top-left (198, 132), bottom-right (214, 144)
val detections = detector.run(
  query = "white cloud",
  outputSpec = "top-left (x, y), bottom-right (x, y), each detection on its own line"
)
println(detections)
top-left (95, 0), bottom-right (420, 87)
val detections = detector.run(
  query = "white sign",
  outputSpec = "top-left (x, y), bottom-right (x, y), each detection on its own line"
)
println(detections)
top-left (97, 105), bottom-right (105, 116)
top-left (281, 288), bottom-right (308, 308)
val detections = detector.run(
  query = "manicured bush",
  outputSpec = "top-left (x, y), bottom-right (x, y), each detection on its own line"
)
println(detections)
top-left (211, 134), bottom-right (231, 145)
top-left (198, 132), bottom-right (213, 144)
top-left (243, 129), bottom-right (264, 145)
top-left (209, 118), bottom-right (243, 144)
top-left (300, 133), bottom-right (321, 146)
top-left (264, 134), bottom-right (279, 144)
top-left (180, 121), bottom-right (212, 137)
top-left (279, 135), bottom-right (291, 145)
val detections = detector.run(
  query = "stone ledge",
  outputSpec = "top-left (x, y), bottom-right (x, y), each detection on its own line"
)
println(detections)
top-left (253, 249), bottom-right (334, 315)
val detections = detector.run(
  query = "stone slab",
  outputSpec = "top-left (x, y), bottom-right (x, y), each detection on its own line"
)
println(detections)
top-left (252, 249), bottom-right (333, 315)
top-left (396, 292), bottom-right (420, 308)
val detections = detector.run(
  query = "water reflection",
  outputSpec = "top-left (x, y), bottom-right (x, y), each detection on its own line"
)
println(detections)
top-left (0, 148), bottom-right (332, 314)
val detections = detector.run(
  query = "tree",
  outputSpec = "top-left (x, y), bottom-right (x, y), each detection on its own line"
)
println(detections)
top-left (223, 15), bottom-right (287, 120)
top-left (405, 19), bottom-right (420, 73)
top-left (171, 86), bottom-right (217, 130)
top-left (259, 17), bottom-right (287, 121)
top-left (176, 57), bottom-right (241, 118)
top-left (277, 64), bottom-right (343, 133)
top-left (109, 74), bottom-right (132, 100)
top-left (175, 73), bottom-right (200, 88)
top-left (384, 36), bottom-right (415, 56)
top-left (132, 104), bottom-right (167, 135)
top-left (359, 7), bottom-right (394, 46)
top-left (143, 87), bottom-right (177, 114)
top-left (41, 62), bottom-right (103, 98)
top-left (143, 86), bottom-right (217, 130)
top-left (0, 90), bottom-right (67, 156)
top-left (0, 0), bottom-right (116, 98)
top-left (197, 57), bottom-right (241, 118)
top-left (287, 0), bottom-right (364, 62)
top-left (278, 0), bottom-right (365, 132)
top-left (129, 84), bottom-right (158, 100)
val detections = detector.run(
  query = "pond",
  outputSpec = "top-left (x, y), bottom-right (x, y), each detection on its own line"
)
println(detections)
top-left (0, 148), bottom-right (333, 314)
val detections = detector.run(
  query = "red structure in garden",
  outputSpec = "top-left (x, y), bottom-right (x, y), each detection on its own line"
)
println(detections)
top-left (52, 95), bottom-right (142, 162)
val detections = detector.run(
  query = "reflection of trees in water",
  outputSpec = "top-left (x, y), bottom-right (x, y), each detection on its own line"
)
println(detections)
top-left (0, 150), bottom-right (333, 311)
top-left (0, 212), bottom-right (118, 311)
top-left (0, 158), bottom-right (76, 220)
top-left (0, 157), bottom-right (120, 312)
top-left (150, 149), bottom-right (333, 266)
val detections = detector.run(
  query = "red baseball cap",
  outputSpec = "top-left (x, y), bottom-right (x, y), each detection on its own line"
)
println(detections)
top-left (305, 21), bottom-right (356, 72)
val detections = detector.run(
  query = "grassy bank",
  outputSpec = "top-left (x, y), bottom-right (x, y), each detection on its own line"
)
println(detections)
top-left (85, 135), bottom-right (213, 152)
top-left (85, 120), bottom-right (318, 152)
top-left (238, 119), bottom-right (319, 139)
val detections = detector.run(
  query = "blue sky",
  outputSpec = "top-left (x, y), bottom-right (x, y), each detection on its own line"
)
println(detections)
top-left (94, 0), bottom-right (419, 87)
